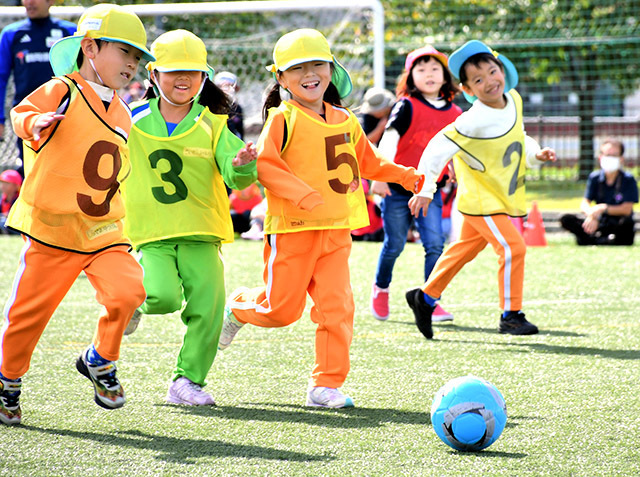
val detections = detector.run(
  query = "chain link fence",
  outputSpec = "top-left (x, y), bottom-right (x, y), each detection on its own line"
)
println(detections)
top-left (2, 0), bottom-right (639, 181)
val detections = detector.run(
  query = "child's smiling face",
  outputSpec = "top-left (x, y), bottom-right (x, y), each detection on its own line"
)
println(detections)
top-left (461, 59), bottom-right (507, 108)
top-left (154, 70), bottom-right (204, 105)
top-left (278, 60), bottom-right (332, 114)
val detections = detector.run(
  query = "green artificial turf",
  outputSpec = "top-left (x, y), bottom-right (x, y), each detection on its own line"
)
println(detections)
top-left (0, 234), bottom-right (638, 476)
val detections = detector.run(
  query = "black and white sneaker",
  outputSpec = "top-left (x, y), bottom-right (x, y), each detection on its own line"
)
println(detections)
top-left (0, 376), bottom-right (21, 425)
top-left (76, 348), bottom-right (125, 409)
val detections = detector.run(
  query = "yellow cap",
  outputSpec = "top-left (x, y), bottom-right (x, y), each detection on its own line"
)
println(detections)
top-left (146, 29), bottom-right (214, 79)
top-left (50, 3), bottom-right (154, 76)
top-left (266, 28), bottom-right (352, 98)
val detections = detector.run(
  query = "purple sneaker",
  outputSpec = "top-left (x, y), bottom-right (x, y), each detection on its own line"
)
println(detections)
top-left (166, 377), bottom-right (215, 406)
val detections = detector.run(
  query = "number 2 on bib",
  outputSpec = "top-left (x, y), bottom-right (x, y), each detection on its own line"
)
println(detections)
top-left (502, 141), bottom-right (525, 196)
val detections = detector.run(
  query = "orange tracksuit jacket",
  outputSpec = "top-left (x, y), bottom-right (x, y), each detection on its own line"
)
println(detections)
top-left (229, 100), bottom-right (423, 388)
top-left (1, 73), bottom-right (145, 379)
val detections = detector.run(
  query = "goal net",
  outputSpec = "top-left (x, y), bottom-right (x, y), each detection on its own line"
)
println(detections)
top-left (0, 0), bottom-right (384, 167)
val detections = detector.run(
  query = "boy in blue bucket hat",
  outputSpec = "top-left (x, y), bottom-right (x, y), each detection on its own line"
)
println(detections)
top-left (405, 40), bottom-right (557, 339)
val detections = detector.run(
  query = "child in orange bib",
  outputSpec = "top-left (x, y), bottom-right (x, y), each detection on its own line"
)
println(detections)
top-left (0, 4), bottom-right (154, 426)
top-left (217, 29), bottom-right (424, 408)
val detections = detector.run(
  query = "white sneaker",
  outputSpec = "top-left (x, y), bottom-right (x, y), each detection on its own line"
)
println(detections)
top-left (432, 304), bottom-right (454, 322)
top-left (306, 386), bottom-right (354, 408)
top-left (123, 309), bottom-right (142, 336)
top-left (218, 307), bottom-right (244, 350)
top-left (166, 377), bottom-right (215, 406)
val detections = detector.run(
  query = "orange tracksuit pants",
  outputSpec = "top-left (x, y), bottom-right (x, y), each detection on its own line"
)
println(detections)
top-left (1, 238), bottom-right (145, 379)
top-left (229, 229), bottom-right (354, 389)
top-left (423, 214), bottom-right (526, 312)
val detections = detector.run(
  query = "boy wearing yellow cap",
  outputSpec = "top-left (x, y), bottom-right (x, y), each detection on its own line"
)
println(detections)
top-left (121, 29), bottom-right (257, 406)
top-left (406, 40), bottom-right (556, 340)
top-left (217, 29), bottom-right (423, 408)
top-left (0, 4), bottom-right (153, 425)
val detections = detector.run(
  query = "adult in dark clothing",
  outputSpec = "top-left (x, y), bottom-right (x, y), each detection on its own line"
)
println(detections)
top-left (561, 138), bottom-right (638, 245)
top-left (0, 0), bottom-right (76, 177)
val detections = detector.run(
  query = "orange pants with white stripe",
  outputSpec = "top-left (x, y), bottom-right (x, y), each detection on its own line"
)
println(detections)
top-left (229, 229), bottom-right (354, 389)
top-left (424, 214), bottom-right (526, 312)
top-left (1, 238), bottom-right (145, 379)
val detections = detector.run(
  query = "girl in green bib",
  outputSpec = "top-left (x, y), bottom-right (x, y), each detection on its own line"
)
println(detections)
top-left (122, 30), bottom-right (257, 406)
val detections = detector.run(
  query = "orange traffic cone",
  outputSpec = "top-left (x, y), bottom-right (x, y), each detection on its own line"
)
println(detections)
top-left (524, 201), bottom-right (547, 247)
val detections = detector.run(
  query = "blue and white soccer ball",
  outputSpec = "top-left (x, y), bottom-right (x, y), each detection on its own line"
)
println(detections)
top-left (430, 375), bottom-right (507, 451)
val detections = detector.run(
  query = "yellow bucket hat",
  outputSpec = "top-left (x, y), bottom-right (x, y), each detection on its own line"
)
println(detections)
top-left (50, 3), bottom-right (154, 77)
top-left (146, 29), bottom-right (214, 80)
top-left (266, 28), bottom-right (352, 99)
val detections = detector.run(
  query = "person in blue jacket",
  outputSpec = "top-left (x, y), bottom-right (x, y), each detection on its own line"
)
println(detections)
top-left (0, 0), bottom-right (76, 177)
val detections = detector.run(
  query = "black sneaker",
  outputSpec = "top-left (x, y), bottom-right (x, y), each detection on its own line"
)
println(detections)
top-left (76, 349), bottom-right (125, 410)
top-left (499, 311), bottom-right (539, 335)
top-left (405, 288), bottom-right (435, 339)
top-left (0, 376), bottom-right (22, 425)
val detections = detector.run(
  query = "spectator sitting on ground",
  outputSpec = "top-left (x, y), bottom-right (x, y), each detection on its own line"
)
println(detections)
top-left (0, 169), bottom-right (22, 234)
top-left (560, 138), bottom-right (638, 245)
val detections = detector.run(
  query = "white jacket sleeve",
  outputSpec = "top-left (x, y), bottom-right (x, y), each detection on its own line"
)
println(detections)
top-left (416, 131), bottom-right (459, 198)
top-left (525, 135), bottom-right (543, 167)
top-left (377, 127), bottom-right (400, 163)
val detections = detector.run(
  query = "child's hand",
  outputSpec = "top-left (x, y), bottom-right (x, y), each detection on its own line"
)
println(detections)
top-left (32, 112), bottom-right (65, 141)
top-left (536, 147), bottom-right (556, 163)
top-left (371, 180), bottom-right (391, 197)
top-left (233, 141), bottom-right (257, 167)
top-left (408, 195), bottom-right (431, 218)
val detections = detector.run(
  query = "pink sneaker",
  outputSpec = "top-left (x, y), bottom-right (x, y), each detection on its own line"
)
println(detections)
top-left (432, 303), bottom-right (454, 322)
top-left (371, 284), bottom-right (390, 321)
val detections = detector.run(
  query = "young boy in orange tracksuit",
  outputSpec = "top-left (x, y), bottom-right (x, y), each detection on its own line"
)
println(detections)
top-left (406, 40), bottom-right (556, 340)
top-left (0, 4), bottom-right (154, 425)
top-left (216, 29), bottom-right (424, 408)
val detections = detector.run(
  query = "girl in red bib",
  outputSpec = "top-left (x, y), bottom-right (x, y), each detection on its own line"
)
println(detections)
top-left (370, 46), bottom-right (461, 323)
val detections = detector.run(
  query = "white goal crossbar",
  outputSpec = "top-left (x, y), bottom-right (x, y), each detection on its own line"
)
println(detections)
top-left (0, 0), bottom-right (386, 88)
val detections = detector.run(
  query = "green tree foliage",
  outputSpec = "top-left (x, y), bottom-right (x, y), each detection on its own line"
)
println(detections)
top-left (383, 0), bottom-right (640, 179)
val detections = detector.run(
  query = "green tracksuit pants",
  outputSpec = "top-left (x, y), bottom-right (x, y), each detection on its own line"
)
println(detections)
top-left (139, 241), bottom-right (224, 386)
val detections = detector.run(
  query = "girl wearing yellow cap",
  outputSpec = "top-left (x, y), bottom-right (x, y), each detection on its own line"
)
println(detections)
top-left (217, 28), bottom-right (423, 408)
top-left (121, 29), bottom-right (257, 406)
top-left (1, 4), bottom-right (152, 425)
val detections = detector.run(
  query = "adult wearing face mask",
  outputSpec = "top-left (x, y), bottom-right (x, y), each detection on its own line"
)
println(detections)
top-left (560, 138), bottom-right (638, 245)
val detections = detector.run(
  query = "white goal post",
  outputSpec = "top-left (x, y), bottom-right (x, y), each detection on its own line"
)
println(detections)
top-left (1, 0), bottom-right (385, 157)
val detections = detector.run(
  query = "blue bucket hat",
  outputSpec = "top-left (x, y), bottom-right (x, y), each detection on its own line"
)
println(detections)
top-left (448, 40), bottom-right (518, 104)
